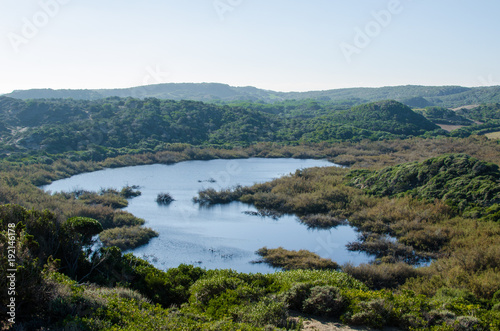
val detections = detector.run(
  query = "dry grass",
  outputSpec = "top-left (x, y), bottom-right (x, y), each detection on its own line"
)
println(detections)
top-left (485, 131), bottom-right (500, 140)
top-left (255, 247), bottom-right (340, 270)
top-left (437, 124), bottom-right (465, 132)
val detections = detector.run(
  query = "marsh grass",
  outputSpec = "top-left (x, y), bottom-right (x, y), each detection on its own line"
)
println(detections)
top-left (255, 247), bottom-right (339, 271)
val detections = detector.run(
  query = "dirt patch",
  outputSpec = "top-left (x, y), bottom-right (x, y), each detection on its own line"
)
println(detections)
top-left (451, 104), bottom-right (479, 111)
top-left (289, 312), bottom-right (401, 331)
top-left (485, 131), bottom-right (500, 140)
top-left (438, 124), bottom-right (464, 132)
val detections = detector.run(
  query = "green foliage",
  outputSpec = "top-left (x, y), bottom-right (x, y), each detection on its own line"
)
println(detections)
top-left (64, 216), bottom-right (103, 239)
top-left (333, 100), bottom-right (440, 135)
top-left (415, 106), bottom-right (473, 125)
top-left (451, 119), bottom-right (500, 138)
top-left (348, 153), bottom-right (500, 212)
top-left (301, 285), bottom-right (347, 317)
top-left (456, 103), bottom-right (500, 121)
top-left (0, 97), bottom-right (443, 159)
top-left (119, 185), bottom-right (141, 198)
top-left (99, 226), bottom-right (158, 250)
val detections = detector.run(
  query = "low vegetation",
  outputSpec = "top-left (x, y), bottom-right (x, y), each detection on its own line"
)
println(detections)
top-left (156, 192), bottom-right (174, 204)
top-left (99, 225), bottom-right (159, 250)
top-left (255, 247), bottom-right (340, 270)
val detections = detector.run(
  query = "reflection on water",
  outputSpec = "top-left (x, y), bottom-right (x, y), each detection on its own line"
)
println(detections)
top-left (43, 158), bottom-right (371, 273)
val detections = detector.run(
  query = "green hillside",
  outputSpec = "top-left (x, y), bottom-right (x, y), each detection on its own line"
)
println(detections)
top-left (330, 100), bottom-right (439, 135)
top-left (5, 83), bottom-right (500, 108)
top-left (414, 106), bottom-right (473, 125)
top-left (0, 97), bottom-right (442, 158)
top-left (348, 154), bottom-right (500, 212)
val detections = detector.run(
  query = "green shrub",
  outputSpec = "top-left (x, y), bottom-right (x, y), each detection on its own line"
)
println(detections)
top-left (268, 269), bottom-right (367, 293)
top-left (111, 211), bottom-right (145, 227)
top-left (190, 275), bottom-right (246, 305)
top-left (280, 282), bottom-right (313, 310)
top-left (346, 298), bottom-right (395, 328)
top-left (99, 225), bottom-right (158, 250)
top-left (302, 285), bottom-right (346, 317)
top-left (426, 309), bottom-right (456, 327)
top-left (238, 297), bottom-right (288, 328)
top-left (454, 316), bottom-right (480, 330)
top-left (120, 185), bottom-right (141, 198)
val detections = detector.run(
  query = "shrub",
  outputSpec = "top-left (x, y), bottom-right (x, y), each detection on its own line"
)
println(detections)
top-left (255, 247), bottom-right (339, 270)
top-left (426, 309), bottom-right (456, 327)
top-left (111, 211), bottom-right (145, 227)
top-left (156, 192), bottom-right (174, 204)
top-left (453, 316), bottom-right (481, 330)
top-left (302, 285), bottom-right (346, 317)
top-left (343, 262), bottom-right (421, 289)
top-left (190, 275), bottom-right (246, 305)
top-left (120, 185), bottom-right (141, 198)
top-left (347, 298), bottom-right (395, 328)
top-left (299, 214), bottom-right (347, 229)
top-left (99, 226), bottom-right (158, 250)
top-left (238, 297), bottom-right (289, 328)
top-left (280, 282), bottom-right (313, 310)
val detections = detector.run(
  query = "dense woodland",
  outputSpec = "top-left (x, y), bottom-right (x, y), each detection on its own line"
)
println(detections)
top-left (1, 92), bottom-right (500, 330)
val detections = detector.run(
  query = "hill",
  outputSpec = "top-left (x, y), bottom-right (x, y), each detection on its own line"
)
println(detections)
top-left (329, 100), bottom-right (439, 135)
top-left (348, 153), bottom-right (500, 212)
top-left (5, 83), bottom-right (500, 108)
top-left (0, 97), bottom-right (441, 158)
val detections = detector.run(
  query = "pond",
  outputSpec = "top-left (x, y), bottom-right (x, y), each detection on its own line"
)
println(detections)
top-left (43, 158), bottom-right (371, 273)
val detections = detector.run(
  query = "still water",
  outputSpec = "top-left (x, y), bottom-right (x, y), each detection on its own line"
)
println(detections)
top-left (43, 158), bottom-right (371, 273)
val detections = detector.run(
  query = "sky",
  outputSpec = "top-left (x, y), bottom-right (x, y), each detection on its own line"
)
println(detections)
top-left (1, 0), bottom-right (499, 94)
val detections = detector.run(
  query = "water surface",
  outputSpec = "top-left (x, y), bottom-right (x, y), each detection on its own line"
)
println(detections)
top-left (44, 158), bottom-right (371, 273)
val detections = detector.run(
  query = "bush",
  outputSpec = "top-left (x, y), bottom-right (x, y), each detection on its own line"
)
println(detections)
top-left (238, 297), bottom-right (289, 328)
top-left (120, 185), bottom-right (141, 198)
top-left (302, 285), bottom-right (346, 317)
top-left (255, 247), bottom-right (339, 270)
top-left (280, 282), bottom-right (313, 310)
top-left (99, 226), bottom-right (158, 250)
top-left (111, 211), bottom-right (145, 227)
top-left (346, 298), bottom-right (395, 328)
top-left (190, 275), bottom-right (246, 305)
top-left (299, 214), bottom-right (347, 229)
top-left (156, 192), bottom-right (174, 204)
top-left (343, 262), bottom-right (421, 289)
top-left (453, 316), bottom-right (481, 330)
top-left (426, 309), bottom-right (456, 326)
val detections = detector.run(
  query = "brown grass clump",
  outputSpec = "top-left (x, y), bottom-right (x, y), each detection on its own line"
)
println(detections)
top-left (255, 247), bottom-right (339, 271)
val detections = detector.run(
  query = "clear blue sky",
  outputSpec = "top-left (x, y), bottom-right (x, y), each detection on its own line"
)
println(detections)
top-left (1, 0), bottom-right (499, 94)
